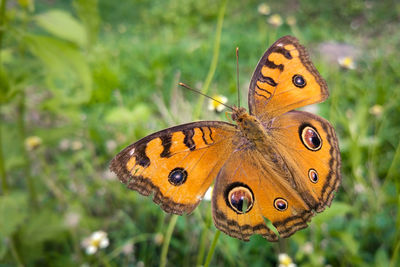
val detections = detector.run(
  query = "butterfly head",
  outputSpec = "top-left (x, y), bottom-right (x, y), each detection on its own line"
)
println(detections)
top-left (231, 106), bottom-right (248, 122)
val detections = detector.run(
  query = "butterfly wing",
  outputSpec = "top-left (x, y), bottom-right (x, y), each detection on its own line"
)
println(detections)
top-left (248, 35), bottom-right (328, 120)
top-left (269, 110), bottom-right (341, 212)
top-left (212, 111), bottom-right (341, 241)
top-left (110, 121), bottom-right (237, 215)
top-left (212, 149), bottom-right (313, 241)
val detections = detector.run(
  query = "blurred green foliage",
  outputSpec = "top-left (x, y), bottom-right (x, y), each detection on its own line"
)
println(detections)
top-left (0, 0), bottom-right (400, 266)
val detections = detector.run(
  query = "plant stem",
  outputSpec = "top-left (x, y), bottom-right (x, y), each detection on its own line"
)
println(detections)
top-left (0, 0), bottom-right (9, 195)
top-left (203, 230), bottom-right (220, 267)
top-left (160, 215), bottom-right (178, 267)
top-left (0, 0), bottom-right (8, 58)
top-left (100, 252), bottom-right (112, 267)
top-left (9, 235), bottom-right (24, 267)
top-left (386, 139), bottom-right (400, 183)
top-left (0, 125), bottom-right (9, 194)
top-left (196, 215), bottom-right (212, 266)
top-left (107, 233), bottom-right (154, 260)
top-left (193, 0), bottom-right (227, 119)
top-left (1, 2), bottom-right (26, 266)
top-left (390, 195), bottom-right (400, 267)
top-left (17, 92), bottom-right (38, 209)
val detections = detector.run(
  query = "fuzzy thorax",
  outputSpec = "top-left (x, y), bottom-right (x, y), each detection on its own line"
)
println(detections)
top-left (231, 106), bottom-right (270, 147)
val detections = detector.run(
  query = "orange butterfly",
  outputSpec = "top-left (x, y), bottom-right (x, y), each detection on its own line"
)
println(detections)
top-left (110, 36), bottom-right (341, 241)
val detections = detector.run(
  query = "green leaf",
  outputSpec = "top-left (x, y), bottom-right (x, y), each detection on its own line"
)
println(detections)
top-left (21, 209), bottom-right (65, 245)
top-left (0, 67), bottom-right (10, 104)
top-left (0, 49), bottom-right (13, 64)
top-left (338, 232), bottom-right (359, 256)
top-left (0, 238), bottom-right (6, 260)
top-left (312, 201), bottom-right (352, 225)
top-left (0, 192), bottom-right (28, 237)
top-left (91, 63), bottom-right (119, 103)
top-left (375, 247), bottom-right (390, 267)
top-left (24, 34), bottom-right (92, 104)
top-left (73, 0), bottom-right (100, 47)
top-left (34, 10), bottom-right (87, 47)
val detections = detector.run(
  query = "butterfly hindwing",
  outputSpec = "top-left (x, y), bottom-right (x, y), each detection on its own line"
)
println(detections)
top-left (269, 110), bottom-right (341, 212)
top-left (110, 121), bottom-right (236, 215)
top-left (211, 110), bottom-right (341, 241)
top-left (248, 35), bottom-right (329, 120)
top-left (212, 149), bottom-right (313, 242)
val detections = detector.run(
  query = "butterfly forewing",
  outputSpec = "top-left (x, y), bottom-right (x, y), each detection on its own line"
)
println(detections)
top-left (248, 35), bottom-right (329, 120)
top-left (110, 121), bottom-right (236, 215)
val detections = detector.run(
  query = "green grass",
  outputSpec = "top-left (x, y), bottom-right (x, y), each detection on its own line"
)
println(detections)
top-left (1, 0), bottom-right (400, 266)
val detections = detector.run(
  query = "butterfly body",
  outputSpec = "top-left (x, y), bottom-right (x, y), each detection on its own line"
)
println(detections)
top-left (111, 36), bottom-right (341, 241)
top-left (233, 107), bottom-right (270, 147)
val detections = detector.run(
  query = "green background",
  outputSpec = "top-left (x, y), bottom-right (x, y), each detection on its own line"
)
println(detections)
top-left (0, 0), bottom-right (399, 266)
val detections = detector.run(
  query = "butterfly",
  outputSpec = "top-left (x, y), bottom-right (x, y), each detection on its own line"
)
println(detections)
top-left (110, 36), bottom-right (341, 241)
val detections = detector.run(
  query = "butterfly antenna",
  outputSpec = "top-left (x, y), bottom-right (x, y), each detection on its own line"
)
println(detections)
top-left (178, 82), bottom-right (233, 111)
top-left (236, 47), bottom-right (240, 108)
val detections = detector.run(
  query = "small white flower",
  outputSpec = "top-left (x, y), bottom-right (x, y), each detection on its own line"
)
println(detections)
top-left (59, 139), bottom-right (70, 151)
top-left (354, 183), bottom-right (366, 194)
top-left (268, 14), bottom-right (283, 27)
top-left (203, 186), bottom-right (213, 201)
top-left (208, 95), bottom-right (228, 113)
top-left (82, 230), bottom-right (109, 255)
top-left (346, 109), bottom-right (354, 119)
top-left (106, 140), bottom-right (117, 152)
top-left (65, 212), bottom-right (80, 228)
top-left (25, 136), bottom-right (42, 151)
top-left (122, 242), bottom-right (134, 255)
top-left (154, 233), bottom-right (164, 246)
top-left (278, 253), bottom-right (296, 267)
top-left (302, 242), bottom-right (314, 255)
top-left (338, 56), bottom-right (356, 70)
top-left (369, 104), bottom-right (383, 117)
top-left (71, 140), bottom-right (83, 151)
top-left (257, 3), bottom-right (271, 15)
top-left (286, 16), bottom-right (297, 26)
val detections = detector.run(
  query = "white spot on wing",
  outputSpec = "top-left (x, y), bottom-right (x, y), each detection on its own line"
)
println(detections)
top-left (277, 43), bottom-right (283, 47)
top-left (129, 148), bottom-right (135, 156)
